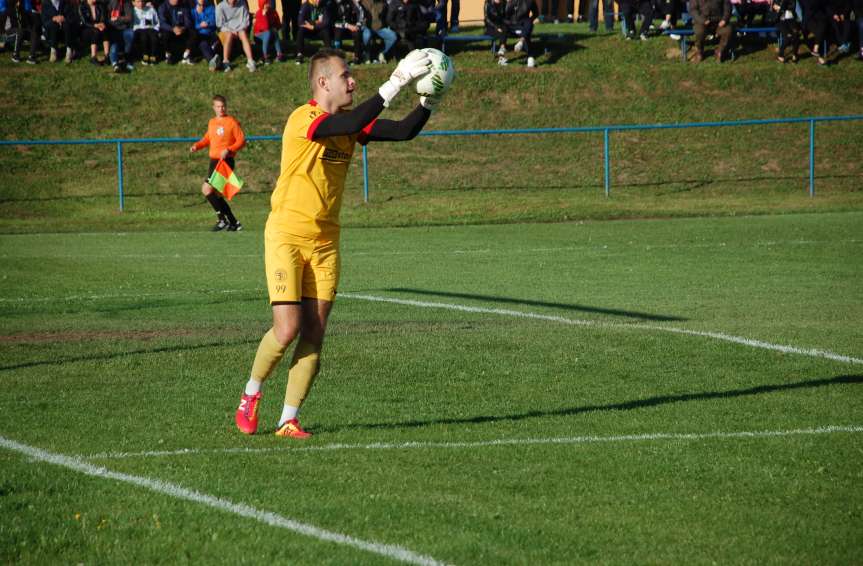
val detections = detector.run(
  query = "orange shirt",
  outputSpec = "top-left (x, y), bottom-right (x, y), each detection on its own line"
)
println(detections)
top-left (193, 115), bottom-right (246, 159)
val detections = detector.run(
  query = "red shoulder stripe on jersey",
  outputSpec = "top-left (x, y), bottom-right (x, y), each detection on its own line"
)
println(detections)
top-left (307, 112), bottom-right (330, 140)
top-left (357, 118), bottom-right (378, 145)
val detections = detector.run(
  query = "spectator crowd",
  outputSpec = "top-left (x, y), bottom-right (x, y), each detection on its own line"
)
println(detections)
top-left (0, 0), bottom-right (860, 70)
top-left (0, 0), bottom-right (458, 71)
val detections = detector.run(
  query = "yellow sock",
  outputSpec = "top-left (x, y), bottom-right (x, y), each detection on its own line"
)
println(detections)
top-left (285, 339), bottom-right (321, 407)
top-left (250, 328), bottom-right (288, 384)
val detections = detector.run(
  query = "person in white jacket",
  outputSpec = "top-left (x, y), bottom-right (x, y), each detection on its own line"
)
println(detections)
top-left (132, 0), bottom-right (160, 64)
top-left (216, 0), bottom-right (256, 72)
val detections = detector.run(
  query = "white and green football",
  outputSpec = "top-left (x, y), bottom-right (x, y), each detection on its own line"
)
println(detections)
top-left (415, 48), bottom-right (456, 98)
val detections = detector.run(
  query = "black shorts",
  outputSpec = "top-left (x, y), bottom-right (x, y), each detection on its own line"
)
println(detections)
top-left (205, 157), bottom-right (235, 184)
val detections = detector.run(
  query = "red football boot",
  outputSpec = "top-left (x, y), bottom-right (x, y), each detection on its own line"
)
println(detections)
top-left (235, 392), bottom-right (261, 435)
top-left (274, 418), bottom-right (312, 439)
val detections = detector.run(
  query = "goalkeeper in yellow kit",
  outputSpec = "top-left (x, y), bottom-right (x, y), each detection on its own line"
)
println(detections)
top-left (235, 48), bottom-right (443, 438)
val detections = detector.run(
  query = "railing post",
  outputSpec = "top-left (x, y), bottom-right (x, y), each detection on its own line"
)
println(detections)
top-left (116, 141), bottom-right (125, 212)
top-left (603, 128), bottom-right (611, 197)
top-left (362, 144), bottom-right (369, 203)
top-left (808, 119), bottom-right (815, 198)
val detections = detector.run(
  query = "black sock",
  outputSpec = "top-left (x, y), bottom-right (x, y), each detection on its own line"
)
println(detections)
top-left (218, 197), bottom-right (238, 225)
top-left (205, 193), bottom-right (225, 221)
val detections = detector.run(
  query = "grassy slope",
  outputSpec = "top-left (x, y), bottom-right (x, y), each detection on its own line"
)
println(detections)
top-left (0, 23), bottom-right (862, 233)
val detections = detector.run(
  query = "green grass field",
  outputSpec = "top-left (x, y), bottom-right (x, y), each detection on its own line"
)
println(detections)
top-left (2, 20), bottom-right (863, 563)
top-left (2, 211), bottom-right (861, 564)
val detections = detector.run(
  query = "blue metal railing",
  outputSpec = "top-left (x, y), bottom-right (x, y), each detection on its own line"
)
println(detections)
top-left (2, 115), bottom-right (860, 211)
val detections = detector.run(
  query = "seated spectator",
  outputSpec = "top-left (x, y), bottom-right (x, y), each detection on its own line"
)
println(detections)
top-left (855, 0), bottom-right (863, 60)
top-left (772, 0), bottom-right (799, 62)
top-left (690, 0), bottom-right (733, 62)
top-left (42, 0), bottom-right (79, 63)
top-left (485, 0), bottom-right (509, 64)
top-left (193, 0), bottom-right (222, 70)
top-left (80, 0), bottom-right (111, 64)
top-left (159, 0), bottom-right (195, 64)
top-left (800, 0), bottom-right (828, 64)
top-left (216, 0), bottom-right (256, 71)
top-left (504, 0), bottom-right (539, 67)
top-left (0, 0), bottom-right (8, 52)
top-left (253, 0), bottom-right (284, 63)
top-left (132, 0), bottom-right (160, 64)
top-left (295, 0), bottom-right (331, 63)
top-left (360, 0), bottom-right (397, 62)
top-left (388, 0), bottom-right (427, 53)
top-left (12, 0), bottom-right (43, 64)
top-left (830, 0), bottom-right (852, 55)
top-left (332, 0), bottom-right (363, 64)
top-left (108, 0), bottom-right (135, 71)
top-left (732, 0), bottom-right (771, 26)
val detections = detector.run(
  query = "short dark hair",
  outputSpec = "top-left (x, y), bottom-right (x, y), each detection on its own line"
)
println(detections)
top-left (308, 48), bottom-right (347, 85)
top-left (212, 94), bottom-right (226, 104)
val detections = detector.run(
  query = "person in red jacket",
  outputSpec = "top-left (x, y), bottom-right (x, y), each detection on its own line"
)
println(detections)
top-left (253, 1), bottom-right (284, 63)
top-left (189, 94), bottom-right (245, 232)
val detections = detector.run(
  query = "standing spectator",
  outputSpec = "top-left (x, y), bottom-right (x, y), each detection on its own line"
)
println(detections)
top-left (504, 0), bottom-right (539, 66)
top-left (281, 0), bottom-right (299, 53)
top-left (388, 0), bottom-right (427, 53)
top-left (772, 0), bottom-right (799, 62)
top-left (216, 0), bottom-right (256, 71)
top-left (360, 0), bottom-right (396, 62)
top-left (132, 0), bottom-right (159, 64)
top-left (193, 0), bottom-right (221, 69)
top-left (12, 0), bottom-right (43, 63)
top-left (332, 0), bottom-right (363, 63)
top-left (80, 0), bottom-right (110, 64)
top-left (690, 0), bottom-right (733, 62)
top-left (549, 0), bottom-right (574, 22)
top-left (190, 94), bottom-right (245, 232)
top-left (589, 0), bottom-right (616, 32)
top-left (485, 0), bottom-right (509, 63)
top-left (800, 0), bottom-right (829, 64)
top-left (41, 0), bottom-right (78, 63)
top-left (108, 0), bottom-right (134, 71)
top-left (634, 0), bottom-right (654, 39)
top-left (158, 0), bottom-right (195, 64)
top-left (295, 0), bottom-right (331, 63)
top-left (254, 0), bottom-right (284, 62)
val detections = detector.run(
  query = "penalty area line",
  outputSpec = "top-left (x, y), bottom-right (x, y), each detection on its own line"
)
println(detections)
top-left (0, 435), bottom-right (450, 566)
top-left (84, 425), bottom-right (863, 461)
top-left (339, 293), bottom-right (863, 366)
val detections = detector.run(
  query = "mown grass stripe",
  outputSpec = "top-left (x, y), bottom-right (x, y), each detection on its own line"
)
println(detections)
top-left (85, 425), bottom-right (863, 461)
top-left (0, 435), bottom-right (451, 566)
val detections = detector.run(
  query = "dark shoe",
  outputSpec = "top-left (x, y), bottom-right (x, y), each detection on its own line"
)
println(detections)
top-left (227, 222), bottom-right (243, 232)
top-left (211, 218), bottom-right (229, 232)
top-left (11, 53), bottom-right (21, 63)
top-left (90, 56), bottom-right (101, 66)
top-left (295, 54), bottom-right (304, 65)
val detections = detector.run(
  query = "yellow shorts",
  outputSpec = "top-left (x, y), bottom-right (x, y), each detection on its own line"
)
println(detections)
top-left (264, 226), bottom-right (340, 304)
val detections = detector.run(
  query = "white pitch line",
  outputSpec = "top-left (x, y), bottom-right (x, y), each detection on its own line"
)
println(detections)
top-left (0, 435), bottom-right (450, 566)
top-left (340, 293), bottom-right (863, 365)
top-left (84, 425), bottom-right (863, 461)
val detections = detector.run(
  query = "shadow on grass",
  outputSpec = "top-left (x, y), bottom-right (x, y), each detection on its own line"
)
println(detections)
top-left (319, 374), bottom-right (863, 433)
top-left (386, 287), bottom-right (687, 321)
top-left (0, 337), bottom-right (260, 372)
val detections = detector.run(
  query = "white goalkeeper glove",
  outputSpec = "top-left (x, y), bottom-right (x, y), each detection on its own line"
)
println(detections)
top-left (379, 49), bottom-right (431, 106)
top-left (420, 95), bottom-right (441, 111)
